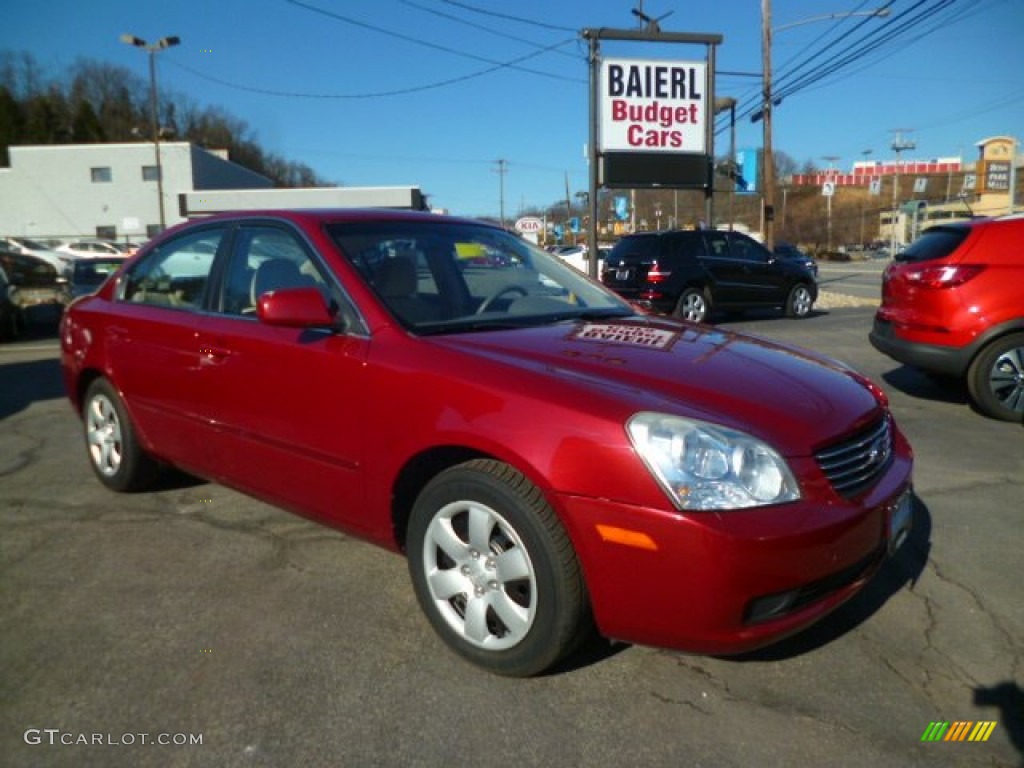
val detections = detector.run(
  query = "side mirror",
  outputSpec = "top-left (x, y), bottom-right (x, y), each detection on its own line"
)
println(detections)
top-left (257, 286), bottom-right (337, 329)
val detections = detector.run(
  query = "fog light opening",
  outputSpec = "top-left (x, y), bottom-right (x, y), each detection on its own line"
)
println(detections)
top-left (745, 590), bottom-right (798, 624)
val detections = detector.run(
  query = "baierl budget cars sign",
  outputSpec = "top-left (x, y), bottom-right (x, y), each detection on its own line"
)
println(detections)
top-left (600, 58), bottom-right (707, 154)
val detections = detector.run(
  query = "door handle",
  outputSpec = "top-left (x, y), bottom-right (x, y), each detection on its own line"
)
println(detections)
top-left (199, 341), bottom-right (231, 365)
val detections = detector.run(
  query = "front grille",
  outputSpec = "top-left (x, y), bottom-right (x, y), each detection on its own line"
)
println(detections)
top-left (815, 415), bottom-right (893, 499)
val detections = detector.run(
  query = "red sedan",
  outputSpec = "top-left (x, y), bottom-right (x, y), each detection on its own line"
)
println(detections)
top-left (60, 209), bottom-right (913, 676)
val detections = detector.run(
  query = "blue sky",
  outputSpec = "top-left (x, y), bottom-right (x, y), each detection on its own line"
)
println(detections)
top-left (3, 0), bottom-right (1022, 218)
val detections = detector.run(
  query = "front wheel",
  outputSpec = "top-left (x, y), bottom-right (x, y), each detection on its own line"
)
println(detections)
top-left (82, 378), bottom-right (159, 491)
top-left (785, 283), bottom-right (814, 318)
top-left (967, 333), bottom-right (1024, 421)
top-left (407, 459), bottom-right (590, 676)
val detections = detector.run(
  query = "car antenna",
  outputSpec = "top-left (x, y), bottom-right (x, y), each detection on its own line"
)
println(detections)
top-left (956, 193), bottom-right (975, 218)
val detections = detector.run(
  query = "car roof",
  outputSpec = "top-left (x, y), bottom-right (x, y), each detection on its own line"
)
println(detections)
top-left (180, 208), bottom-right (488, 230)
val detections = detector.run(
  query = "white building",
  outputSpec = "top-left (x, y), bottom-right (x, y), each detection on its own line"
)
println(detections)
top-left (0, 142), bottom-right (273, 242)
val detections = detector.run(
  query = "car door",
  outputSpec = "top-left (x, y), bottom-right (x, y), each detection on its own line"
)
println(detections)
top-left (699, 230), bottom-right (748, 306)
top-left (105, 225), bottom-right (227, 475)
top-left (193, 222), bottom-right (372, 529)
top-left (726, 232), bottom-right (788, 305)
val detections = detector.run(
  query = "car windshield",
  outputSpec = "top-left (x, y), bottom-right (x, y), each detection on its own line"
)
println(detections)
top-left (328, 220), bottom-right (632, 334)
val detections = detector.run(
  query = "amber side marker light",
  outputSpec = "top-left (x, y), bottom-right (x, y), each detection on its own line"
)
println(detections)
top-left (595, 524), bottom-right (658, 551)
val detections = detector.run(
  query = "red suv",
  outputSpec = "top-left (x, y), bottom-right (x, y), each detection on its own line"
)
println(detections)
top-left (870, 214), bottom-right (1024, 421)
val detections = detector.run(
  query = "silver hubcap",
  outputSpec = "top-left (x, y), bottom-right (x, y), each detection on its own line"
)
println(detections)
top-left (86, 394), bottom-right (123, 477)
top-left (792, 287), bottom-right (812, 316)
top-left (681, 293), bottom-right (706, 322)
top-left (422, 500), bottom-right (536, 650)
top-left (989, 345), bottom-right (1024, 413)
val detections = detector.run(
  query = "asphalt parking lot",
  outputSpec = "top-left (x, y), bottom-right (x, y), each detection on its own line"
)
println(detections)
top-left (1, 296), bottom-right (1021, 767)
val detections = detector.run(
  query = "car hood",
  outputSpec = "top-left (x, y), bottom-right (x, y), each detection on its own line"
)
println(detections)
top-left (432, 316), bottom-right (880, 455)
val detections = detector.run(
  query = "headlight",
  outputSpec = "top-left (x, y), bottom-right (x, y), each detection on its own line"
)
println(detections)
top-left (627, 412), bottom-right (800, 510)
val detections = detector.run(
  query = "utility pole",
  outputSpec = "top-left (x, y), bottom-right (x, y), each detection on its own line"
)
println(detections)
top-left (890, 130), bottom-right (915, 253)
top-left (493, 159), bottom-right (508, 229)
top-left (860, 148), bottom-right (873, 246)
top-left (761, 0), bottom-right (775, 249)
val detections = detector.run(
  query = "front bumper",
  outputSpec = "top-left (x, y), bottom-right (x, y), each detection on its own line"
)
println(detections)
top-left (556, 447), bottom-right (913, 655)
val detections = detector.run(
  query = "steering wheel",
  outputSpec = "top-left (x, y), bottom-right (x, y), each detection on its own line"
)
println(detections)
top-left (476, 284), bottom-right (528, 314)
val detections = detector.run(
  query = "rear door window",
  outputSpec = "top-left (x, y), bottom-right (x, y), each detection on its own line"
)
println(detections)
top-left (120, 228), bottom-right (224, 309)
top-left (666, 233), bottom-right (704, 263)
top-left (703, 231), bottom-right (731, 260)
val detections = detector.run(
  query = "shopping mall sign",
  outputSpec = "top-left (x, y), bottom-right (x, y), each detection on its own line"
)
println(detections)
top-left (600, 58), bottom-right (707, 154)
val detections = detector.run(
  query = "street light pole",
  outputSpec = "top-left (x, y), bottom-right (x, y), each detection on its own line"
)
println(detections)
top-left (121, 34), bottom-right (180, 233)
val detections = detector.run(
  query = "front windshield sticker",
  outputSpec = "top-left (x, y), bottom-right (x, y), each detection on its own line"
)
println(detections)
top-left (571, 322), bottom-right (680, 350)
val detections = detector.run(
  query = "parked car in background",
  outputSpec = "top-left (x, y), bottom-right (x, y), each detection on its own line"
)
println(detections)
top-left (61, 256), bottom-right (127, 304)
top-left (870, 213), bottom-right (1024, 421)
top-left (0, 244), bottom-right (64, 335)
top-left (0, 264), bottom-right (25, 340)
top-left (773, 242), bottom-right (819, 277)
top-left (57, 240), bottom-right (129, 259)
top-left (553, 244), bottom-right (604, 275)
top-left (1, 236), bottom-right (77, 276)
top-left (60, 209), bottom-right (912, 676)
top-left (602, 229), bottom-right (818, 323)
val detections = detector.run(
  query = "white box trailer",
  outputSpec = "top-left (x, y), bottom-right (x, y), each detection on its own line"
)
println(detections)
top-left (178, 186), bottom-right (428, 217)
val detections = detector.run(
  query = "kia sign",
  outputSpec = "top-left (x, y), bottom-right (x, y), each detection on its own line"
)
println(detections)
top-left (514, 216), bottom-right (543, 234)
top-left (600, 58), bottom-right (707, 154)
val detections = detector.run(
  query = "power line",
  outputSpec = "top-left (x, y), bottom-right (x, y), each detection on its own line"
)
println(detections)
top-left (718, 0), bottom-right (976, 132)
top-left (771, 0), bottom-right (959, 104)
top-left (166, 35), bottom-right (579, 99)
top-left (285, 0), bottom-right (583, 84)
top-left (438, 0), bottom-right (579, 33)
top-left (398, 0), bottom-right (582, 60)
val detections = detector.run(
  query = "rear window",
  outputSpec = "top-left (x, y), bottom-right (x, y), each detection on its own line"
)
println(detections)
top-left (608, 235), bottom-right (661, 265)
top-left (896, 226), bottom-right (969, 263)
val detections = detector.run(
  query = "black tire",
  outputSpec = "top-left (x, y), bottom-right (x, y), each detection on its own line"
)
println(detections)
top-left (967, 333), bottom-right (1024, 422)
top-left (784, 283), bottom-right (814, 318)
top-left (673, 287), bottom-right (709, 323)
top-left (407, 459), bottom-right (590, 677)
top-left (82, 378), bottom-right (159, 491)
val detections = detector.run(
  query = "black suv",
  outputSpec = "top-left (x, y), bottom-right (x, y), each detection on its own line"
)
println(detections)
top-left (601, 229), bottom-right (818, 323)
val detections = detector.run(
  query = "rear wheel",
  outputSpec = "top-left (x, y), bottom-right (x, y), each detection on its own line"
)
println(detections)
top-left (673, 287), bottom-right (709, 323)
top-left (967, 333), bottom-right (1024, 421)
top-left (407, 459), bottom-right (590, 677)
top-left (785, 283), bottom-right (814, 318)
top-left (83, 378), bottom-right (159, 491)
